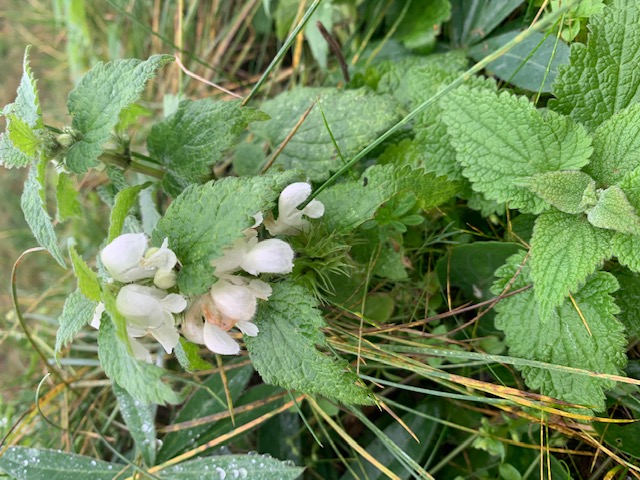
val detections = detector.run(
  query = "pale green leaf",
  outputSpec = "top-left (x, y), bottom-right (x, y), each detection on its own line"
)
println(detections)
top-left (550, 0), bottom-right (640, 130)
top-left (98, 313), bottom-right (181, 405)
top-left (56, 172), bottom-right (82, 221)
top-left (55, 289), bottom-right (96, 355)
top-left (113, 383), bottom-right (157, 467)
top-left (0, 447), bottom-right (119, 480)
top-left (66, 54), bottom-right (173, 172)
top-left (493, 251), bottom-right (627, 411)
top-left (530, 211), bottom-right (612, 319)
top-left (520, 170), bottom-right (597, 214)
top-left (252, 87), bottom-right (402, 181)
top-left (585, 104), bottom-right (640, 186)
top-left (0, 131), bottom-right (32, 168)
top-left (174, 338), bottom-right (213, 373)
top-left (147, 99), bottom-right (268, 196)
top-left (152, 172), bottom-right (299, 294)
top-left (619, 165), bottom-right (640, 211)
top-left (20, 164), bottom-right (66, 267)
top-left (11, 46), bottom-right (43, 129)
top-left (159, 455), bottom-right (304, 479)
top-left (7, 114), bottom-right (40, 157)
top-left (611, 232), bottom-right (640, 273)
top-left (108, 182), bottom-right (152, 242)
top-left (440, 87), bottom-right (593, 213)
top-left (69, 245), bottom-right (101, 302)
top-left (245, 281), bottom-right (373, 405)
top-left (586, 185), bottom-right (640, 235)
top-left (304, 1), bottom-right (333, 69)
top-left (318, 164), bottom-right (459, 232)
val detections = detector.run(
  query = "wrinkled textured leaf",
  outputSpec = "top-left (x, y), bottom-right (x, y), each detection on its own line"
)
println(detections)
top-left (113, 383), bottom-right (157, 467)
top-left (69, 245), bottom-right (101, 302)
top-left (612, 268), bottom-right (640, 339)
top-left (152, 172), bottom-right (299, 295)
top-left (521, 170), bottom-right (597, 214)
top-left (550, 0), bottom-right (640, 130)
top-left (158, 455), bottom-right (304, 479)
top-left (530, 211), bottom-right (612, 320)
top-left (108, 182), bottom-right (151, 242)
top-left (612, 232), bottom-right (640, 273)
top-left (66, 54), bottom-right (173, 172)
top-left (147, 99), bottom-right (267, 196)
top-left (246, 281), bottom-right (373, 405)
top-left (493, 251), bottom-right (627, 411)
top-left (441, 87), bottom-right (592, 213)
top-left (55, 289), bottom-right (96, 355)
top-left (586, 185), bottom-right (640, 235)
top-left (252, 87), bottom-right (401, 181)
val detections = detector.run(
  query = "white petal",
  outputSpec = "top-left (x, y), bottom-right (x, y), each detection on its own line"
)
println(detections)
top-left (182, 305), bottom-right (206, 345)
top-left (141, 238), bottom-right (178, 271)
top-left (247, 279), bottom-right (272, 300)
top-left (236, 321), bottom-right (259, 337)
top-left (302, 199), bottom-right (324, 219)
top-left (252, 212), bottom-right (264, 228)
top-left (279, 182), bottom-right (312, 212)
top-left (129, 337), bottom-right (152, 362)
top-left (101, 233), bottom-right (154, 282)
top-left (90, 303), bottom-right (105, 329)
top-left (210, 281), bottom-right (257, 322)
top-left (116, 284), bottom-right (165, 329)
top-left (241, 239), bottom-right (294, 275)
top-left (160, 293), bottom-right (188, 313)
top-left (150, 318), bottom-right (180, 353)
top-left (211, 236), bottom-right (249, 275)
top-left (203, 323), bottom-right (241, 355)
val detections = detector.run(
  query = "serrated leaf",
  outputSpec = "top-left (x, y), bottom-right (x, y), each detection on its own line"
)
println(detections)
top-left (7, 114), bottom-right (40, 156)
top-left (612, 268), bottom-right (640, 339)
top-left (158, 455), bottom-right (304, 479)
top-left (531, 212), bottom-right (612, 320)
top-left (245, 281), bottom-right (373, 405)
top-left (113, 383), bottom-right (157, 467)
top-left (152, 172), bottom-right (299, 295)
top-left (251, 87), bottom-right (401, 181)
top-left (147, 99), bottom-right (267, 196)
top-left (586, 185), bottom-right (640, 235)
top-left (520, 170), bottom-right (597, 214)
top-left (0, 447), bottom-right (119, 480)
top-left (108, 182), bottom-right (151, 242)
top-left (55, 289), bottom-right (96, 356)
top-left (55, 172), bottom-right (82, 221)
top-left (550, 0), bottom-right (640, 130)
top-left (611, 232), bottom-right (640, 272)
top-left (173, 338), bottom-right (213, 372)
top-left (493, 251), bottom-right (627, 411)
top-left (440, 87), bottom-right (593, 213)
top-left (69, 245), bottom-right (101, 302)
top-left (98, 312), bottom-right (180, 405)
top-left (65, 54), bottom-right (173, 172)
top-left (318, 164), bottom-right (458, 232)
top-left (20, 163), bottom-right (66, 267)
top-left (0, 131), bottom-right (32, 168)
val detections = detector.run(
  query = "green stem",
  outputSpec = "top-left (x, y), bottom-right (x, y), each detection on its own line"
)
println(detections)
top-left (242, 0), bottom-right (324, 106)
top-left (100, 151), bottom-right (165, 179)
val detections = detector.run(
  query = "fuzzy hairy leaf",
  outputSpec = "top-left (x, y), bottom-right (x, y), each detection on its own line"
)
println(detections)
top-left (441, 87), bottom-right (592, 213)
top-left (108, 182), bottom-right (151, 242)
top-left (550, 0), bottom-right (640, 130)
top-left (493, 251), bottom-right (627, 411)
top-left (318, 164), bottom-right (458, 232)
top-left (612, 232), bottom-right (640, 273)
top-left (520, 170), bottom-right (596, 214)
top-left (55, 289), bottom-right (96, 355)
top-left (113, 383), bottom-right (157, 467)
top-left (147, 99), bottom-right (268, 196)
top-left (612, 269), bottom-right (640, 339)
top-left (66, 54), bottom-right (173, 172)
top-left (20, 163), bottom-right (66, 267)
top-left (98, 313), bottom-right (180, 405)
top-left (245, 281), bottom-right (373, 405)
top-left (158, 455), bottom-right (304, 480)
top-left (152, 172), bottom-right (299, 295)
top-left (69, 245), bottom-right (101, 302)
top-left (531, 211), bottom-right (612, 320)
top-left (587, 185), bottom-right (640, 235)
top-left (252, 87), bottom-right (401, 181)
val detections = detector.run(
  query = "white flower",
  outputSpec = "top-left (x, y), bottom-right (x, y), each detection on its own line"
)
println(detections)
top-left (101, 234), bottom-right (179, 288)
top-left (116, 284), bottom-right (186, 353)
top-left (212, 230), bottom-right (294, 277)
top-left (182, 276), bottom-right (270, 355)
top-left (264, 182), bottom-right (324, 236)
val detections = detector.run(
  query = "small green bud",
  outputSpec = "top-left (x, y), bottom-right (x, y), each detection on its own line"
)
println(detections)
top-left (56, 133), bottom-right (74, 147)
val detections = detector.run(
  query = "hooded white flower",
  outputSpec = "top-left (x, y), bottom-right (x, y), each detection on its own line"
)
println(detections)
top-left (264, 182), bottom-right (324, 236)
top-left (116, 284), bottom-right (186, 353)
top-left (182, 276), bottom-right (270, 355)
top-left (101, 234), bottom-right (179, 288)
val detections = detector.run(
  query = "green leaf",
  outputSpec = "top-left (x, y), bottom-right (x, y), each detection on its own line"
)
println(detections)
top-left (173, 338), bottom-right (213, 372)
top-left (11, 46), bottom-right (43, 129)
top-left (147, 99), bottom-right (268, 196)
top-left (55, 172), bottom-right (82, 221)
top-left (586, 185), bottom-right (640, 235)
top-left (65, 54), bottom-right (173, 172)
top-left (389, 0), bottom-right (450, 51)
top-left (318, 164), bottom-right (459, 232)
top-left (0, 447), bottom-right (119, 480)
top-left (440, 87), bottom-right (593, 213)
top-left (612, 268), bottom-right (640, 339)
top-left (611, 232), bottom-right (640, 273)
top-left (0, 131), bottom-right (32, 168)
top-left (20, 163), bottom-right (66, 267)
top-left (113, 383), bottom-right (157, 467)
top-left (530, 211), bottom-right (612, 320)
top-left (108, 182), bottom-right (151, 242)
top-left (245, 281), bottom-right (373, 405)
top-left (469, 30), bottom-right (570, 93)
top-left (449, 0), bottom-right (524, 47)
top-left (550, 0), bottom-right (640, 130)
top-left (158, 455), bottom-right (304, 479)
top-left (7, 114), bottom-right (40, 156)
top-left (619, 165), bottom-right (640, 211)
top-left (493, 251), bottom-right (627, 411)
top-left (55, 289), bottom-right (96, 356)
top-left (585, 104), bottom-right (640, 186)
top-left (98, 312), bottom-right (181, 405)
top-left (69, 245), bottom-right (101, 302)
top-left (251, 87), bottom-right (402, 181)
top-left (152, 172), bottom-right (299, 295)
top-left (520, 170), bottom-right (597, 214)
